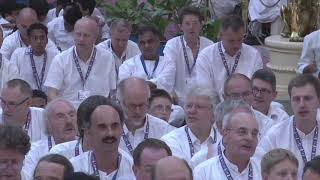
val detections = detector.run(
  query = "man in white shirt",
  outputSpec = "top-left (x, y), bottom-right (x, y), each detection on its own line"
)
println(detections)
top-left (0, 53), bottom-right (19, 91)
top-left (195, 15), bottom-right (263, 100)
top-left (47, 3), bottom-right (82, 51)
top-left (194, 105), bottom-right (263, 180)
top-left (259, 74), bottom-right (320, 178)
top-left (297, 30), bottom-right (320, 78)
top-left (118, 77), bottom-right (175, 155)
top-left (45, 17), bottom-right (117, 108)
top-left (97, 19), bottom-right (140, 77)
top-left (69, 96), bottom-right (135, 179)
top-left (0, 1), bottom-right (21, 38)
top-left (161, 85), bottom-right (221, 164)
top-left (163, 6), bottom-right (213, 103)
top-left (0, 79), bottom-right (46, 142)
top-left (251, 69), bottom-right (289, 123)
top-left (119, 25), bottom-right (175, 93)
top-left (11, 23), bottom-right (59, 92)
top-left (133, 138), bottom-right (172, 180)
top-left (1, 8), bottom-right (57, 60)
top-left (22, 98), bottom-right (77, 180)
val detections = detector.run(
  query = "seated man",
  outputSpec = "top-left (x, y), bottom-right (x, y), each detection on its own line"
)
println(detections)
top-left (31, 89), bottom-right (47, 108)
top-left (46, 0), bottom-right (71, 23)
top-left (0, 124), bottom-right (30, 180)
top-left (0, 1), bottom-right (21, 38)
top-left (45, 17), bottom-right (116, 107)
top-left (0, 79), bottom-right (46, 142)
top-left (0, 51), bottom-right (19, 91)
top-left (119, 25), bottom-right (175, 94)
top-left (33, 154), bottom-right (74, 180)
top-left (133, 138), bottom-right (172, 180)
top-left (303, 156), bottom-right (320, 180)
top-left (11, 23), bottom-right (59, 92)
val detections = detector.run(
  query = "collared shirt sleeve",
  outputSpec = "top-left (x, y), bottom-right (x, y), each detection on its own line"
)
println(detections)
top-left (298, 32), bottom-right (318, 74)
top-left (1, 34), bottom-right (15, 60)
top-left (118, 57), bottom-right (134, 83)
top-left (44, 54), bottom-right (64, 90)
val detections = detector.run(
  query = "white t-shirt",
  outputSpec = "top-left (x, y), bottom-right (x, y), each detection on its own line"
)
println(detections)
top-left (0, 53), bottom-right (19, 91)
top-left (10, 47), bottom-right (59, 92)
top-left (0, 31), bottom-right (58, 60)
top-left (161, 126), bottom-right (221, 164)
top-left (44, 46), bottom-right (117, 108)
top-left (118, 55), bottom-right (175, 93)
top-left (120, 114), bottom-right (175, 155)
top-left (163, 36), bottom-right (213, 101)
top-left (49, 139), bottom-right (84, 159)
top-left (249, 0), bottom-right (287, 23)
top-left (0, 17), bottom-right (13, 38)
top-left (195, 42), bottom-right (263, 99)
top-left (47, 16), bottom-right (74, 51)
top-left (70, 149), bottom-right (136, 180)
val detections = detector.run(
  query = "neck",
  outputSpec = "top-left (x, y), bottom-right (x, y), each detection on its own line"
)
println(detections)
top-left (82, 135), bottom-right (92, 152)
top-left (296, 118), bottom-right (317, 134)
top-left (76, 46), bottom-right (93, 62)
top-left (125, 118), bottom-right (146, 134)
top-left (143, 54), bottom-right (158, 61)
top-left (95, 150), bottom-right (118, 174)
top-left (111, 43), bottom-right (124, 59)
top-left (184, 35), bottom-right (199, 49)
top-left (32, 49), bottom-right (46, 56)
top-left (188, 125), bottom-right (211, 143)
top-left (20, 33), bottom-right (29, 45)
top-left (225, 149), bottom-right (249, 173)
top-left (221, 41), bottom-right (237, 57)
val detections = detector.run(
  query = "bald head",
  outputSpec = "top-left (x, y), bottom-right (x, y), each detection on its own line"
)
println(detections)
top-left (118, 77), bottom-right (150, 102)
top-left (153, 156), bottom-right (193, 180)
top-left (74, 17), bottom-right (99, 37)
top-left (17, 8), bottom-right (38, 38)
top-left (74, 17), bottom-right (99, 51)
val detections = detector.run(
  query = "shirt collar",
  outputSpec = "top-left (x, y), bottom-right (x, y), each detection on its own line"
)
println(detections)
top-left (222, 150), bottom-right (252, 175)
top-left (109, 39), bottom-right (127, 59)
top-left (220, 41), bottom-right (242, 57)
top-left (74, 45), bottom-right (95, 63)
top-left (187, 126), bottom-right (217, 144)
top-left (123, 114), bottom-right (148, 135)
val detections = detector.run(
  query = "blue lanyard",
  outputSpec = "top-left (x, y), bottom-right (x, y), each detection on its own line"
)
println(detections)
top-left (48, 136), bottom-right (53, 151)
top-left (218, 42), bottom-right (241, 77)
top-left (140, 55), bottom-right (159, 80)
top-left (91, 151), bottom-right (121, 180)
top-left (180, 35), bottom-right (199, 76)
top-left (218, 143), bottom-right (253, 180)
top-left (29, 48), bottom-right (47, 90)
top-left (75, 139), bottom-right (81, 156)
top-left (293, 118), bottom-right (318, 163)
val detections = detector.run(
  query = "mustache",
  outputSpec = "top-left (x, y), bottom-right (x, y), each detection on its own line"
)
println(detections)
top-left (102, 136), bottom-right (117, 143)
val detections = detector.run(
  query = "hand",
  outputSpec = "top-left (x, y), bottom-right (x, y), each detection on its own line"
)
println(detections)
top-left (303, 63), bottom-right (318, 74)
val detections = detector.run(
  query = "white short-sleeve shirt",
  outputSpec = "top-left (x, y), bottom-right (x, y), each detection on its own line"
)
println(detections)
top-left (249, 0), bottom-right (287, 23)
top-left (49, 139), bottom-right (84, 159)
top-left (0, 54), bottom-right (19, 91)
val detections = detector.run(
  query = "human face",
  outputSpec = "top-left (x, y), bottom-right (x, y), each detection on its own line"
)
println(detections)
top-left (220, 27), bottom-right (245, 56)
top-left (110, 28), bottom-right (130, 54)
top-left (31, 97), bottom-right (47, 108)
top-left (252, 79), bottom-right (277, 115)
top-left (74, 20), bottom-right (98, 51)
top-left (180, 14), bottom-right (202, 40)
top-left (290, 84), bottom-right (320, 123)
top-left (138, 31), bottom-right (160, 60)
top-left (303, 169), bottom-right (320, 180)
top-left (34, 161), bottom-right (65, 180)
top-left (264, 159), bottom-right (298, 180)
top-left (223, 111), bottom-right (259, 161)
top-left (122, 88), bottom-right (149, 129)
top-left (0, 87), bottom-right (31, 125)
top-left (0, 148), bottom-right (24, 180)
top-left (224, 77), bottom-right (254, 105)
top-left (47, 101), bottom-right (77, 144)
top-left (29, 29), bottom-right (48, 56)
top-left (133, 148), bottom-right (169, 180)
top-left (148, 97), bottom-right (172, 121)
top-left (87, 105), bottom-right (123, 152)
top-left (185, 95), bottom-right (214, 131)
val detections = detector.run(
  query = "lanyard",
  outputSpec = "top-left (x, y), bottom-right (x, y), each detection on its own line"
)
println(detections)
top-left (180, 36), bottom-right (199, 76)
top-left (293, 118), bottom-right (318, 163)
top-left (91, 151), bottom-right (121, 180)
top-left (0, 54), bottom-right (2, 69)
top-left (140, 55), bottom-right (159, 80)
top-left (72, 47), bottom-right (97, 87)
top-left (48, 136), bottom-right (53, 151)
top-left (218, 143), bottom-right (253, 180)
top-left (218, 42), bottom-right (241, 77)
top-left (185, 126), bottom-right (217, 158)
top-left (122, 118), bottom-right (150, 155)
top-left (29, 48), bottom-right (47, 90)
top-left (24, 110), bottom-right (31, 133)
top-left (75, 139), bottom-right (81, 156)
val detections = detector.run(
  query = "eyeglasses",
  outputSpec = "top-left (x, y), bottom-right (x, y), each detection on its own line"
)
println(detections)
top-left (225, 91), bottom-right (252, 99)
top-left (0, 97), bottom-right (29, 109)
top-left (226, 127), bottom-right (260, 138)
top-left (252, 87), bottom-right (272, 96)
top-left (0, 159), bottom-right (22, 170)
top-left (185, 103), bottom-right (212, 111)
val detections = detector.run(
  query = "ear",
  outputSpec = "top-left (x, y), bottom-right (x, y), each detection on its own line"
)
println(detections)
top-left (272, 91), bottom-right (278, 100)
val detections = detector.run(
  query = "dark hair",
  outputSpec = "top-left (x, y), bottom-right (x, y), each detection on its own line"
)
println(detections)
top-left (28, 0), bottom-right (50, 18)
top-left (252, 69), bottom-right (277, 91)
top-left (27, 22), bottom-right (48, 37)
top-left (137, 24), bottom-right (161, 39)
top-left (221, 15), bottom-right (244, 32)
top-left (63, 3), bottom-right (82, 26)
top-left (303, 156), bottom-right (320, 176)
top-left (6, 79), bottom-right (33, 97)
top-left (32, 89), bottom-right (48, 102)
top-left (0, 1), bottom-right (23, 18)
top-left (34, 154), bottom-right (74, 179)
top-left (133, 138), bottom-right (172, 166)
top-left (77, 95), bottom-right (124, 138)
top-left (57, 0), bottom-right (72, 8)
top-left (288, 74), bottom-right (320, 98)
top-left (178, 6), bottom-right (203, 24)
top-left (149, 89), bottom-right (172, 105)
top-left (75, 0), bottom-right (96, 15)
top-left (0, 125), bottom-right (30, 155)
top-left (64, 172), bottom-right (98, 180)
top-left (223, 73), bottom-right (251, 95)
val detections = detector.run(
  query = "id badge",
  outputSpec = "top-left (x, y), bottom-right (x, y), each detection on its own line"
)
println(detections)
top-left (78, 90), bottom-right (90, 101)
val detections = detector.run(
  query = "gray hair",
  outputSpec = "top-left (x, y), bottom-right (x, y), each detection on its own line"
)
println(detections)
top-left (43, 98), bottom-right (75, 135)
top-left (185, 84), bottom-right (218, 108)
top-left (110, 18), bottom-right (132, 33)
top-left (117, 77), bottom-right (151, 103)
top-left (221, 100), bottom-right (255, 129)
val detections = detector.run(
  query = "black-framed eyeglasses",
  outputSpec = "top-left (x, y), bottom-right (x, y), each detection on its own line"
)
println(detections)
top-left (252, 87), bottom-right (272, 96)
top-left (0, 97), bottom-right (29, 109)
top-left (226, 127), bottom-right (260, 138)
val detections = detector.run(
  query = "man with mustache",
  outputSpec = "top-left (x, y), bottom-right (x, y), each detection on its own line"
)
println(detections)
top-left (70, 95), bottom-right (135, 179)
top-left (21, 98), bottom-right (77, 180)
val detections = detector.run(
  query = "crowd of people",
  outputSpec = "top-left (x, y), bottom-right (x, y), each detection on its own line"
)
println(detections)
top-left (0, 0), bottom-right (320, 180)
